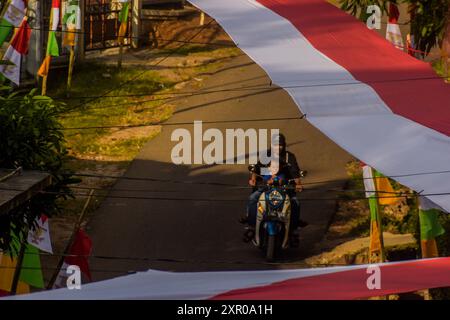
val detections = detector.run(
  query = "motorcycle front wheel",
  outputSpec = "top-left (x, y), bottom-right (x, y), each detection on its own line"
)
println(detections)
top-left (266, 234), bottom-right (276, 262)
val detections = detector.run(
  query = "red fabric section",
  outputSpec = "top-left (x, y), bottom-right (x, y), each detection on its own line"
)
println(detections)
top-left (40, 214), bottom-right (48, 223)
top-left (211, 258), bottom-right (450, 300)
top-left (10, 20), bottom-right (31, 55)
top-left (52, 0), bottom-right (60, 9)
top-left (256, 0), bottom-right (450, 136)
top-left (0, 290), bottom-right (10, 297)
top-left (65, 229), bottom-right (93, 281)
top-left (388, 3), bottom-right (400, 24)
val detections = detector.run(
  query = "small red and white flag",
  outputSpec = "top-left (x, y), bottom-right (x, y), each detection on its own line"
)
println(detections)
top-left (27, 215), bottom-right (53, 254)
top-left (0, 19), bottom-right (31, 85)
top-left (53, 229), bottom-right (92, 289)
top-left (50, 0), bottom-right (61, 31)
top-left (385, 3), bottom-right (404, 50)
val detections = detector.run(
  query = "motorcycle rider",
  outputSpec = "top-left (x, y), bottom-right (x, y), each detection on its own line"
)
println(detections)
top-left (242, 134), bottom-right (307, 244)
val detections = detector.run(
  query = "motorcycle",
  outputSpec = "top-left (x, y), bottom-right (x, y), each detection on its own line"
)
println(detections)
top-left (246, 165), bottom-right (306, 262)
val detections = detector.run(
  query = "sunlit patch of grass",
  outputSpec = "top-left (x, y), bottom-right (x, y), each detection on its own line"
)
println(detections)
top-left (49, 62), bottom-right (175, 160)
top-left (50, 46), bottom-right (241, 165)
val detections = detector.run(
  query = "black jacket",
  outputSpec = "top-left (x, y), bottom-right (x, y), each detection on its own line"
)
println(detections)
top-left (254, 151), bottom-right (301, 180)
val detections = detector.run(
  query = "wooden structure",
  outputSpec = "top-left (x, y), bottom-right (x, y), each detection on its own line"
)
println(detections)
top-left (20, 0), bottom-right (192, 81)
top-left (0, 168), bottom-right (52, 216)
top-left (85, 0), bottom-right (132, 51)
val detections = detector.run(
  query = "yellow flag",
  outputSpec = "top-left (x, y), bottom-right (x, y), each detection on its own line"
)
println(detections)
top-left (118, 23), bottom-right (127, 45)
top-left (63, 28), bottom-right (76, 47)
top-left (0, 252), bottom-right (30, 295)
top-left (421, 239), bottom-right (439, 258)
top-left (369, 220), bottom-right (382, 255)
top-left (375, 176), bottom-right (399, 206)
top-left (37, 55), bottom-right (51, 77)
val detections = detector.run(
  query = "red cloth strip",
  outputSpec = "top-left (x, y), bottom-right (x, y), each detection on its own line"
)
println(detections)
top-left (212, 258), bottom-right (450, 300)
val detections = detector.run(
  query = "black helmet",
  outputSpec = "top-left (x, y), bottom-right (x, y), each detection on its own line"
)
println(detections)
top-left (278, 133), bottom-right (286, 148)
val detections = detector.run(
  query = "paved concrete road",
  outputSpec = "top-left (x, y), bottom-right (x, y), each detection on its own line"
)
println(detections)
top-left (87, 54), bottom-right (353, 281)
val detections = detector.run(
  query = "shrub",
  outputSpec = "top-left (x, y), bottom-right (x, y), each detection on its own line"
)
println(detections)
top-left (0, 88), bottom-right (77, 254)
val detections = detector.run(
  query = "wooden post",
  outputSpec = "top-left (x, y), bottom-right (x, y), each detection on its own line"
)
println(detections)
top-left (66, 46), bottom-right (75, 94)
top-left (10, 238), bottom-right (26, 295)
top-left (77, 0), bottom-right (85, 62)
top-left (46, 189), bottom-right (94, 289)
top-left (368, 168), bottom-right (385, 264)
top-left (118, 42), bottom-right (123, 69)
top-left (41, 74), bottom-right (48, 96)
top-left (41, 6), bottom-right (55, 96)
top-left (131, 0), bottom-right (141, 49)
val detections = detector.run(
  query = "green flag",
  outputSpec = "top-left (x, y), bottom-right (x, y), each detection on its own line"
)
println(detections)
top-left (0, 18), bottom-right (13, 47)
top-left (419, 197), bottom-right (445, 258)
top-left (9, 230), bottom-right (45, 289)
top-left (119, 2), bottom-right (130, 23)
top-left (19, 244), bottom-right (45, 289)
top-left (419, 208), bottom-right (445, 241)
top-left (47, 31), bottom-right (59, 57)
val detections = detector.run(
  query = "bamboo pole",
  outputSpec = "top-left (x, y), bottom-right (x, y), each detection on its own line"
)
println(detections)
top-left (41, 8), bottom-right (54, 96)
top-left (118, 42), bottom-right (123, 69)
top-left (66, 45), bottom-right (75, 93)
top-left (46, 189), bottom-right (94, 289)
top-left (10, 238), bottom-right (26, 295)
top-left (199, 12), bottom-right (205, 26)
top-left (368, 168), bottom-right (385, 264)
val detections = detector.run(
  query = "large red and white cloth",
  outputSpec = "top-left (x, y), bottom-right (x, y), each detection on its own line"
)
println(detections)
top-left (187, 0), bottom-right (450, 213)
top-left (4, 258), bottom-right (450, 299)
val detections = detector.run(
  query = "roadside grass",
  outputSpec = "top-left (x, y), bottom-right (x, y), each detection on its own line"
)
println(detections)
top-left (50, 62), bottom-right (176, 161)
top-left (331, 160), bottom-right (414, 239)
top-left (47, 45), bottom-right (241, 217)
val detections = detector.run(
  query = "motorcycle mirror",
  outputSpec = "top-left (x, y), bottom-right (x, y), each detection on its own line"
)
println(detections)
top-left (300, 170), bottom-right (308, 178)
top-left (248, 164), bottom-right (256, 173)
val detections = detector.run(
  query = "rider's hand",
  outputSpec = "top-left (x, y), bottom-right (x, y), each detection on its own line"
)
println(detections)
top-left (249, 178), bottom-right (257, 187)
top-left (295, 183), bottom-right (303, 192)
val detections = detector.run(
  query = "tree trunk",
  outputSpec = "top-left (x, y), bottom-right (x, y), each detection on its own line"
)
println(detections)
top-left (441, 4), bottom-right (450, 80)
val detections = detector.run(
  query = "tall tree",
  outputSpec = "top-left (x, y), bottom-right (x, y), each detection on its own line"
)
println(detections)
top-left (408, 0), bottom-right (449, 55)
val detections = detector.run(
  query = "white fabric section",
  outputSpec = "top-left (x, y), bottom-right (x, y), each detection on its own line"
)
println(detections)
top-left (362, 165), bottom-right (375, 198)
top-left (3, 0), bottom-right (26, 27)
top-left (51, 8), bottom-right (60, 31)
top-left (63, 1), bottom-right (81, 30)
top-left (0, 46), bottom-right (21, 85)
top-left (386, 23), bottom-right (404, 49)
top-left (419, 196), bottom-right (443, 211)
top-left (27, 216), bottom-right (53, 254)
top-left (2, 264), bottom-right (379, 300)
top-left (188, 0), bottom-right (450, 213)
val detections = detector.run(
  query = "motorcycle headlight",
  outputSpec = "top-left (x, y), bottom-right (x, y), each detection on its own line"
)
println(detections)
top-left (268, 190), bottom-right (284, 208)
